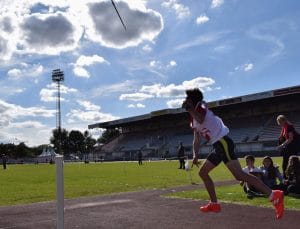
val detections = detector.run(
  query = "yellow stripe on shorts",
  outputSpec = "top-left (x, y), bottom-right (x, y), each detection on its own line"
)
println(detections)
top-left (220, 138), bottom-right (231, 161)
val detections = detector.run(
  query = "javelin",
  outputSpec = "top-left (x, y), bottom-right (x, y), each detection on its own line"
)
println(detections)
top-left (111, 0), bottom-right (127, 30)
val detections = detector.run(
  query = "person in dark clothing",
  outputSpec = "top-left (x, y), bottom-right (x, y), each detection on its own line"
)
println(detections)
top-left (177, 142), bottom-right (185, 169)
top-left (137, 151), bottom-right (143, 165)
top-left (2, 154), bottom-right (7, 170)
top-left (285, 156), bottom-right (300, 195)
top-left (277, 115), bottom-right (300, 178)
top-left (260, 156), bottom-right (285, 191)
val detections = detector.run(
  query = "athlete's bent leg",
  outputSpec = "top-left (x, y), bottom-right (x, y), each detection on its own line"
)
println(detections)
top-left (226, 159), bottom-right (284, 219)
top-left (199, 160), bottom-right (217, 202)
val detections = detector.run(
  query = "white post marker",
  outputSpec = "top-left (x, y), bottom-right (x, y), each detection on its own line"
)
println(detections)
top-left (55, 155), bottom-right (64, 229)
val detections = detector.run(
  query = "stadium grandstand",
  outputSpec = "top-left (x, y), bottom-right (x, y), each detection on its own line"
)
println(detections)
top-left (88, 85), bottom-right (300, 161)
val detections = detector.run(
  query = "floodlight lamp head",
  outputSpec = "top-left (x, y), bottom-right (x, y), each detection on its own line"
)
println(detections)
top-left (52, 69), bottom-right (64, 82)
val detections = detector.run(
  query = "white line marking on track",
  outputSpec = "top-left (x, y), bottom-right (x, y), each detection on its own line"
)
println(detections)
top-left (66, 199), bottom-right (133, 210)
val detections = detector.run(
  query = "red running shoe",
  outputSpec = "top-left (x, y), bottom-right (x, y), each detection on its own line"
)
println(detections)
top-left (200, 202), bottom-right (221, 213)
top-left (271, 190), bottom-right (284, 219)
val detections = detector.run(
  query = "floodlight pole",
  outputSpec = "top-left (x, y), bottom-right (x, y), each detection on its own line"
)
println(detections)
top-left (52, 69), bottom-right (65, 229)
top-left (52, 69), bottom-right (64, 155)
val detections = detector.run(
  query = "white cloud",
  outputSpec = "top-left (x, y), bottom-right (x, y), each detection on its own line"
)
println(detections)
top-left (40, 83), bottom-right (78, 102)
top-left (150, 60), bottom-right (159, 68)
top-left (166, 98), bottom-right (184, 108)
top-left (7, 63), bottom-right (44, 80)
top-left (0, 0), bottom-right (163, 60)
top-left (0, 99), bottom-right (55, 129)
top-left (128, 103), bottom-right (146, 108)
top-left (149, 60), bottom-right (177, 69)
top-left (120, 92), bottom-right (154, 101)
top-left (213, 44), bottom-right (233, 53)
top-left (244, 63), bottom-right (254, 71)
top-left (175, 32), bottom-right (225, 50)
top-left (167, 60), bottom-right (177, 68)
top-left (161, 0), bottom-right (190, 19)
top-left (75, 55), bottom-right (109, 66)
top-left (211, 0), bottom-right (224, 8)
top-left (196, 14), bottom-right (209, 25)
top-left (66, 100), bottom-right (119, 124)
top-left (141, 77), bottom-right (215, 98)
top-left (1, 119), bottom-right (52, 146)
top-left (248, 23), bottom-right (285, 59)
top-left (9, 121), bottom-right (46, 129)
top-left (0, 84), bottom-right (25, 97)
top-left (91, 80), bottom-right (137, 98)
top-left (73, 66), bottom-right (90, 78)
top-left (234, 63), bottom-right (254, 72)
top-left (19, 12), bottom-right (83, 55)
top-left (136, 103), bottom-right (145, 108)
top-left (7, 68), bottom-right (21, 78)
top-left (120, 76), bottom-right (216, 102)
top-left (72, 54), bottom-right (109, 78)
top-left (77, 100), bottom-right (100, 111)
top-left (84, 0), bottom-right (163, 49)
top-left (142, 44), bottom-right (152, 52)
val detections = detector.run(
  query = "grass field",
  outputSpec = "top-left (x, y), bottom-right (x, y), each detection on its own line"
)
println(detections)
top-left (165, 184), bottom-right (300, 210)
top-left (0, 160), bottom-right (232, 206)
top-left (165, 157), bottom-right (300, 210)
top-left (0, 157), bottom-right (287, 207)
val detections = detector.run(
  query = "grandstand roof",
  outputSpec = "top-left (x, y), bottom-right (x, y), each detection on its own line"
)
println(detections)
top-left (88, 85), bottom-right (300, 129)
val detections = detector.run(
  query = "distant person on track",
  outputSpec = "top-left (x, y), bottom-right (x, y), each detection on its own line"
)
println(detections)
top-left (138, 151), bottom-right (143, 165)
top-left (182, 88), bottom-right (284, 219)
top-left (285, 156), bottom-right (300, 196)
top-left (2, 154), bottom-right (7, 170)
top-left (177, 142), bottom-right (185, 169)
top-left (260, 156), bottom-right (285, 191)
top-left (241, 155), bottom-right (264, 198)
top-left (277, 115), bottom-right (300, 178)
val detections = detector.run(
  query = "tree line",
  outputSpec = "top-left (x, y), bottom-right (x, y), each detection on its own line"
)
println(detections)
top-left (0, 128), bottom-right (120, 159)
top-left (50, 129), bottom-right (96, 156)
top-left (1, 129), bottom-right (98, 159)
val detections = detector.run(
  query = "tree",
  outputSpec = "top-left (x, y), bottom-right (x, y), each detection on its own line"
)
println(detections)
top-left (68, 130), bottom-right (85, 155)
top-left (50, 128), bottom-right (69, 155)
top-left (84, 131), bottom-right (96, 153)
top-left (98, 128), bottom-right (120, 144)
top-left (15, 142), bottom-right (30, 158)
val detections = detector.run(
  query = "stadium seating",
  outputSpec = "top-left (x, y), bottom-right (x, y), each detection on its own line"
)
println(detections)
top-left (259, 113), bottom-right (300, 141)
top-left (99, 111), bottom-right (300, 159)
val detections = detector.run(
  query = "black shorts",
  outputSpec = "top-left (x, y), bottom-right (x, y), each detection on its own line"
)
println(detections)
top-left (207, 135), bottom-right (237, 166)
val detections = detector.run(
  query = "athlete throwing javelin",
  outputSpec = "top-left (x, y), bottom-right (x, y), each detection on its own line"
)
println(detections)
top-left (182, 88), bottom-right (284, 219)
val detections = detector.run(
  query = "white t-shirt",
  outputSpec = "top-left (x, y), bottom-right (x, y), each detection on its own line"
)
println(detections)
top-left (191, 102), bottom-right (229, 144)
top-left (243, 166), bottom-right (263, 174)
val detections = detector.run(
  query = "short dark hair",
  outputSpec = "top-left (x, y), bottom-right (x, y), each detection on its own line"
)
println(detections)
top-left (185, 88), bottom-right (203, 106)
top-left (245, 155), bottom-right (255, 162)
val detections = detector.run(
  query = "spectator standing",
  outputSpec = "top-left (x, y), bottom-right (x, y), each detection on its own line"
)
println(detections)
top-left (138, 151), bottom-right (143, 165)
top-left (177, 142), bottom-right (185, 169)
top-left (277, 115), bottom-right (300, 178)
top-left (2, 154), bottom-right (7, 170)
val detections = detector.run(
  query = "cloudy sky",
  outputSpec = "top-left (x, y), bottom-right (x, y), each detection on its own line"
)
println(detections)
top-left (0, 0), bottom-right (299, 146)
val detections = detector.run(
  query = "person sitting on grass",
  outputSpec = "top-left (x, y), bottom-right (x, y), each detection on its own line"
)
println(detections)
top-left (241, 155), bottom-right (264, 198)
top-left (285, 156), bottom-right (300, 196)
top-left (260, 156), bottom-right (285, 191)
